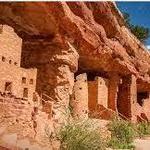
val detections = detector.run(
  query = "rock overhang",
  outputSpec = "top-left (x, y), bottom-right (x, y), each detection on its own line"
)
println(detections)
top-left (0, 2), bottom-right (150, 85)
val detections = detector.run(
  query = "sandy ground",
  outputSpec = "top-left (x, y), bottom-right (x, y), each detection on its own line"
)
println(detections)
top-left (134, 138), bottom-right (150, 150)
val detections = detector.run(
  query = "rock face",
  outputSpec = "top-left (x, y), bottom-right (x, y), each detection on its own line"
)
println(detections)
top-left (0, 2), bottom-right (150, 85)
top-left (0, 1), bottom-right (150, 148)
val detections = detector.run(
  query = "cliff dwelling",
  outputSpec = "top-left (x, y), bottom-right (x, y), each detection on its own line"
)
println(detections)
top-left (72, 70), bottom-right (150, 122)
top-left (0, 22), bottom-right (149, 123)
top-left (0, 2), bottom-right (150, 149)
top-left (0, 25), bottom-right (37, 102)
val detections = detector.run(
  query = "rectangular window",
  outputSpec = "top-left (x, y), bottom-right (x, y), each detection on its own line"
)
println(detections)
top-left (29, 79), bottom-right (33, 84)
top-left (23, 88), bottom-right (28, 98)
top-left (22, 77), bottom-right (26, 84)
top-left (2, 56), bottom-right (5, 62)
top-left (5, 82), bottom-right (12, 92)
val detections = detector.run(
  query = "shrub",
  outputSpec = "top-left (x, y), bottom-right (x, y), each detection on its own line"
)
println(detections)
top-left (108, 117), bottom-right (136, 149)
top-left (58, 119), bottom-right (107, 150)
top-left (136, 121), bottom-right (150, 137)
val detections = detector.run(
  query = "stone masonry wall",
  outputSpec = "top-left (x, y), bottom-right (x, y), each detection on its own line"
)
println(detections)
top-left (0, 61), bottom-right (37, 102)
top-left (0, 95), bottom-right (53, 150)
top-left (88, 76), bottom-right (109, 112)
top-left (108, 73), bottom-right (120, 111)
top-left (97, 77), bottom-right (109, 108)
top-left (71, 73), bottom-right (88, 119)
top-left (88, 80), bottom-right (98, 113)
top-left (0, 25), bottom-right (37, 102)
top-left (0, 25), bottom-right (22, 66)
top-left (117, 75), bottom-right (137, 120)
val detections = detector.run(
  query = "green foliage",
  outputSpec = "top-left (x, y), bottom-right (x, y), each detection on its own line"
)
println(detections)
top-left (123, 12), bottom-right (130, 27)
top-left (130, 25), bottom-right (149, 43)
top-left (108, 138), bottom-right (135, 149)
top-left (108, 117), bottom-right (136, 149)
top-left (123, 12), bottom-right (150, 43)
top-left (136, 121), bottom-right (150, 137)
top-left (58, 120), bottom-right (107, 150)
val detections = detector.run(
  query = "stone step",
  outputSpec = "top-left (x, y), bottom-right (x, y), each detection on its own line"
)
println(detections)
top-left (0, 126), bottom-right (7, 136)
top-left (134, 138), bottom-right (150, 150)
top-left (17, 138), bottom-right (30, 150)
top-left (1, 133), bottom-right (17, 146)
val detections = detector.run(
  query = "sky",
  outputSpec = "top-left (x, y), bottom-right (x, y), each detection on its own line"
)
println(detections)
top-left (117, 2), bottom-right (150, 46)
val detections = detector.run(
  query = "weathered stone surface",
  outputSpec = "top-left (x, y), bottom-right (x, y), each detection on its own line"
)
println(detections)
top-left (0, 1), bottom-right (150, 149)
top-left (0, 2), bottom-right (150, 86)
top-left (0, 2), bottom-right (150, 123)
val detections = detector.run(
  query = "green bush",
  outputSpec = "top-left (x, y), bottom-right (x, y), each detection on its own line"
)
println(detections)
top-left (58, 119), bottom-right (107, 150)
top-left (108, 117), bottom-right (136, 149)
top-left (137, 121), bottom-right (150, 137)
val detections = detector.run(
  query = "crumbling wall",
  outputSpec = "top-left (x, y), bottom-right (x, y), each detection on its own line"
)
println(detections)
top-left (97, 77), bottom-right (109, 108)
top-left (0, 25), bottom-right (22, 66)
top-left (71, 73), bottom-right (88, 119)
top-left (0, 95), bottom-right (53, 150)
top-left (88, 79), bottom-right (98, 113)
top-left (88, 76), bottom-right (109, 112)
top-left (117, 75), bottom-right (137, 120)
top-left (108, 73), bottom-right (120, 111)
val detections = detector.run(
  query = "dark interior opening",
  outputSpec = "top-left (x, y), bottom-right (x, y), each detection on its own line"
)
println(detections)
top-left (22, 77), bottom-right (26, 84)
top-left (23, 88), bottom-right (28, 98)
top-left (2, 56), bottom-right (5, 62)
top-left (29, 79), bottom-right (33, 84)
top-left (137, 91), bottom-right (149, 106)
top-left (75, 70), bottom-right (109, 81)
top-left (5, 82), bottom-right (12, 92)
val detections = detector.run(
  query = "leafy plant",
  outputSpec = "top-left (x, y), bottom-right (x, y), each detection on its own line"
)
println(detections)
top-left (58, 119), bottom-right (107, 150)
top-left (108, 117), bottom-right (136, 149)
top-left (136, 121), bottom-right (150, 137)
top-left (123, 12), bottom-right (150, 43)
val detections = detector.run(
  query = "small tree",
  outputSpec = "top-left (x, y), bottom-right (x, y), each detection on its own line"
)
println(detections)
top-left (130, 25), bottom-right (149, 43)
top-left (123, 12), bottom-right (150, 43)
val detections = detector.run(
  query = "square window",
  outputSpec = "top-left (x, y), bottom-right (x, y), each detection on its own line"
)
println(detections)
top-left (14, 62), bottom-right (17, 65)
top-left (29, 79), bottom-right (33, 84)
top-left (22, 77), bottom-right (26, 84)
top-left (9, 60), bottom-right (12, 64)
top-left (2, 56), bottom-right (5, 62)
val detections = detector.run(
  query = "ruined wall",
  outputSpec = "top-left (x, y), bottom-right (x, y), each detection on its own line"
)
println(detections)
top-left (88, 76), bottom-right (109, 112)
top-left (117, 75), bottom-right (137, 120)
top-left (0, 25), bottom-right (22, 66)
top-left (0, 2), bottom-right (150, 148)
top-left (0, 61), bottom-right (37, 102)
top-left (20, 68), bottom-right (37, 102)
top-left (0, 25), bottom-right (37, 102)
top-left (88, 79), bottom-right (98, 113)
top-left (108, 73), bottom-right (120, 111)
top-left (0, 96), bottom-right (53, 150)
top-left (71, 73), bottom-right (88, 118)
top-left (97, 77), bottom-right (109, 108)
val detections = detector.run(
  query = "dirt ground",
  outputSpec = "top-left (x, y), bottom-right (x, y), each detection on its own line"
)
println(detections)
top-left (134, 138), bottom-right (150, 150)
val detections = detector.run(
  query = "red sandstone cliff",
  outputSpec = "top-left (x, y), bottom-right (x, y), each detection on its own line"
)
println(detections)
top-left (0, 2), bottom-right (150, 78)
top-left (0, 2), bottom-right (150, 149)
top-left (0, 2), bottom-right (150, 84)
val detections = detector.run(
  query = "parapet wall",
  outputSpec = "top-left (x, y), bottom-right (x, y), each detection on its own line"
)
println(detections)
top-left (0, 60), bottom-right (37, 102)
top-left (0, 24), bottom-right (37, 102)
top-left (0, 94), bottom-right (53, 150)
top-left (0, 25), bottom-right (22, 66)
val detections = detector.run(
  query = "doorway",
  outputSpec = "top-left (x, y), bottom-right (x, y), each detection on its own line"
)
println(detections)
top-left (23, 88), bottom-right (28, 98)
top-left (5, 82), bottom-right (12, 92)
